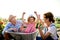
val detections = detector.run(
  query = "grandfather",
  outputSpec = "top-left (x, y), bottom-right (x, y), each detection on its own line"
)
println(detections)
top-left (2, 15), bottom-right (23, 40)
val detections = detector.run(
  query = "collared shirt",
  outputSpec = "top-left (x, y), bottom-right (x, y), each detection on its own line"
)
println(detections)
top-left (2, 20), bottom-right (23, 35)
top-left (24, 23), bottom-right (36, 33)
top-left (43, 23), bottom-right (58, 40)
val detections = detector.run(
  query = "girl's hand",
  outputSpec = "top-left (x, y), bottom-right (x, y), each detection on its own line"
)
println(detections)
top-left (34, 11), bottom-right (37, 15)
top-left (23, 12), bottom-right (25, 15)
top-left (20, 26), bottom-right (24, 31)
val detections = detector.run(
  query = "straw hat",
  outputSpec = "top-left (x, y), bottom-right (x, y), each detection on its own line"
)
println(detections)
top-left (8, 15), bottom-right (16, 22)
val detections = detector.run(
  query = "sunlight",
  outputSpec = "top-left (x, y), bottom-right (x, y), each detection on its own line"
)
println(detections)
top-left (0, 0), bottom-right (60, 19)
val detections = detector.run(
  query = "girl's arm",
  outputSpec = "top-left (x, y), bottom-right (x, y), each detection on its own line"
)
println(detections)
top-left (22, 12), bottom-right (25, 22)
top-left (34, 11), bottom-right (39, 24)
top-left (22, 12), bottom-right (28, 24)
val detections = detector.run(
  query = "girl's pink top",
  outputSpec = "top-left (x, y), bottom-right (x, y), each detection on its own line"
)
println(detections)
top-left (24, 23), bottom-right (36, 33)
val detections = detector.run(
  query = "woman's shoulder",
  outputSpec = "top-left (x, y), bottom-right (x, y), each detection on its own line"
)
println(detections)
top-left (48, 23), bottom-right (57, 31)
top-left (48, 26), bottom-right (56, 30)
top-left (49, 23), bottom-right (56, 29)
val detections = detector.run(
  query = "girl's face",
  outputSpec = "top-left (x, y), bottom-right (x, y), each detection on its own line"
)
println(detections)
top-left (29, 17), bottom-right (35, 23)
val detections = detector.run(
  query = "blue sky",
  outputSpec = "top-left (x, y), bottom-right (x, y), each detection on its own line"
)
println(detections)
top-left (0, 0), bottom-right (60, 19)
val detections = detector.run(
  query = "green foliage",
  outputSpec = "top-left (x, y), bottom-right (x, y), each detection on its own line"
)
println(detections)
top-left (56, 17), bottom-right (60, 24)
top-left (55, 24), bottom-right (60, 28)
top-left (56, 17), bottom-right (60, 21)
top-left (0, 24), bottom-right (5, 34)
top-left (17, 18), bottom-right (22, 20)
top-left (0, 17), bottom-right (5, 34)
top-left (36, 23), bottom-right (42, 29)
top-left (0, 17), bottom-right (2, 20)
top-left (57, 19), bottom-right (60, 21)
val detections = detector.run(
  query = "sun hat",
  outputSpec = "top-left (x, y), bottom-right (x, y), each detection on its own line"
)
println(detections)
top-left (8, 15), bottom-right (16, 22)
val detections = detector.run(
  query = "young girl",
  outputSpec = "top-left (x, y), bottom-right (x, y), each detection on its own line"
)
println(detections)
top-left (20, 11), bottom-right (38, 33)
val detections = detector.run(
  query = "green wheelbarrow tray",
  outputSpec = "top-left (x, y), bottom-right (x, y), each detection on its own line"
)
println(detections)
top-left (5, 31), bottom-right (37, 40)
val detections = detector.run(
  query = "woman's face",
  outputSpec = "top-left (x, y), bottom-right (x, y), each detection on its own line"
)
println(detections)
top-left (43, 15), bottom-right (49, 23)
top-left (29, 17), bottom-right (35, 23)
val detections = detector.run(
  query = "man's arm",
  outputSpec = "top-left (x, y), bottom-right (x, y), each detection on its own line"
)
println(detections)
top-left (2, 23), bottom-right (10, 35)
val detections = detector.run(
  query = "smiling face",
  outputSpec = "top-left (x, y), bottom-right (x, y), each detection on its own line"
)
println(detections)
top-left (28, 16), bottom-right (35, 23)
top-left (10, 17), bottom-right (16, 25)
top-left (43, 14), bottom-right (51, 27)
top-left (43, 15), bottom-right (49, 23)
top-left (29, 17), bottom-right (35, 22)
top-left (43, 12), bottom-right (55, 27)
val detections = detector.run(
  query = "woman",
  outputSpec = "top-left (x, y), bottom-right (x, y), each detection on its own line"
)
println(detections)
top-left (38, 12), bottom-right (58, 40)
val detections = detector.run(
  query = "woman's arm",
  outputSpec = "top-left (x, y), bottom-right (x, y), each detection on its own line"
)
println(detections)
top-left (37, 15), bottom-right (44, 27)
top-left (34, 11), bottom-right (44, 25)
top-left (39, 19), bottom-right (44, 27)
top-left (38, 26), bottom-right (51, 40)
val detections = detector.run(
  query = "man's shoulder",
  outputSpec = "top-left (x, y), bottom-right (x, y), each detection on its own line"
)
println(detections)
top-left (6, 22), bottom-right (12, 26)
top-left (17, 20), bottom-right (23, 23)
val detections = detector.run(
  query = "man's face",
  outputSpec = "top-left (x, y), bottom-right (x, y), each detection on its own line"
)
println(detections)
top-left (10, 18), bottom-right (16, 25)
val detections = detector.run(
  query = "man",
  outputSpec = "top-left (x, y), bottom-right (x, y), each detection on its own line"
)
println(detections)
top-left (2, 15), bottom-right (23, 40)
